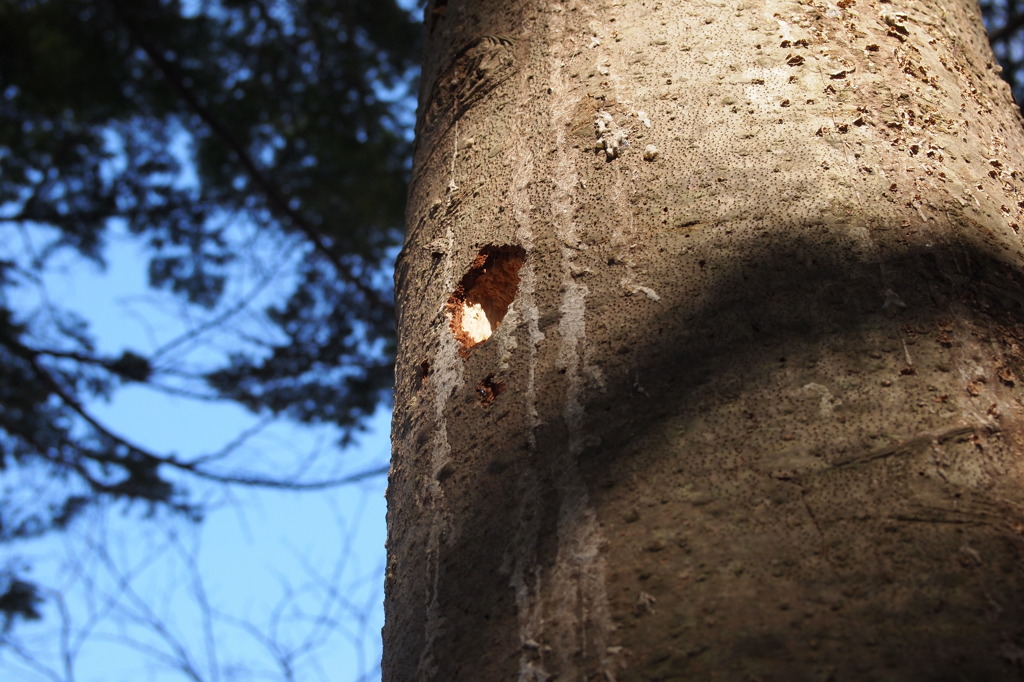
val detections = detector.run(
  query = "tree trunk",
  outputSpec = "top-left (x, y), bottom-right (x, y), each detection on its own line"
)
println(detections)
top-left (386, 0), bottom-right (1024, 679)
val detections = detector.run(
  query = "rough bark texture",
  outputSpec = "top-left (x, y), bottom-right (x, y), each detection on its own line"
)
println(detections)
top-left (387, 0), bottom-right (1024, 679)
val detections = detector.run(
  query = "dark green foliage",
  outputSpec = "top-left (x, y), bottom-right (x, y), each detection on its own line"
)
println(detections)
top-left (0, 0), bottom-right (418, 631)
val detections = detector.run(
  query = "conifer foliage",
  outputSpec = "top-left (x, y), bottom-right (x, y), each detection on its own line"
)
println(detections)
top-left (0, 0), bottom-right (418, 630)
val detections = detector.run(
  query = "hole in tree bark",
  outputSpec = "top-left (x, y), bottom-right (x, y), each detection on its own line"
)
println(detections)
top-left (446, 244), bottom-right (526, 354)
top-left (476, 375), bottom-right (505, 406)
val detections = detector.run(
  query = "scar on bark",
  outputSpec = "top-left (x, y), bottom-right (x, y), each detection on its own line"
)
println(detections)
top-left (416, 360), bottom-right (431, 391)
top-left (446, 244), bottom-right (526, 355)
top-left (476, 375), bottom-right (505, 406)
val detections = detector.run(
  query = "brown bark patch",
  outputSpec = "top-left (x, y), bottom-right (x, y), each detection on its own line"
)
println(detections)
top-left (446, 244), bottom-right (526, 354)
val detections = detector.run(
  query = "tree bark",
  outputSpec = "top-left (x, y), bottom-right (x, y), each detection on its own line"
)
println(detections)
top-left (387, 0), bottom-right (1024, 679)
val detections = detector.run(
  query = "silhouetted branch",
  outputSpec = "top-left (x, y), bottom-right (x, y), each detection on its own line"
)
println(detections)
top-left (107, 0), bottom-right (386, 309)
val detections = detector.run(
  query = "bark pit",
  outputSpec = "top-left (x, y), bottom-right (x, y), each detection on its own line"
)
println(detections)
top-left (475, 374), bottom-right (505, 406)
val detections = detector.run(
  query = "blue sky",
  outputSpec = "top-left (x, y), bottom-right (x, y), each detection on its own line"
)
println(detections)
top-left (0, 224), bottom-right (392, 682)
